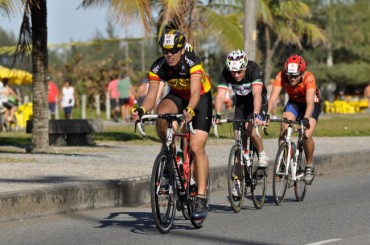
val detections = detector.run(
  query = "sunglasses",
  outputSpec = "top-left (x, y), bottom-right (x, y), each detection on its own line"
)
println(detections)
top-left (162, 48), bottom-right (181, 55)
top-left (231, 70), bottom-right (244, 74)
top-left (286, 73), bottom-right (301, 79)
top-left (228, 55), bottom-right (244, 61)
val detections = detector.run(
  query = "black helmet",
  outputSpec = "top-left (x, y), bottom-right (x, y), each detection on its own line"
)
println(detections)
top-left (158, 29), bottom-right (186, 49)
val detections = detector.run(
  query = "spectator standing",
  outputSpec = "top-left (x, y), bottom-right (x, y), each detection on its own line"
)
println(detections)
top-left (107, 75), bottom-right (120, 122)
top-left (47, 76), bottom-right (59, 119)
top-left (117, 75), bottom-right (135, 123)
top-left (60, 79), bottom-right (78, 119)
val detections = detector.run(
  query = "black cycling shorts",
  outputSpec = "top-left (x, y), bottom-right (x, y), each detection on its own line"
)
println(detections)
top-left (234, 93), bottom-right (268, 120)
top-left (162, 92), bottom-right (213, 133)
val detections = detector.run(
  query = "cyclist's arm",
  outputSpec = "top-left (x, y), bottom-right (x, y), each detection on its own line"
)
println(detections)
top-left (267, 85), bottom-right (282, 115)
top-left (304, 88), bottom-right (316, 119)
top-left (214, 87), bottom-right (228, 114)
top-left (187, 74), bottom-right (201, 111)
top-left (252, 83), bottom-right (262, 115)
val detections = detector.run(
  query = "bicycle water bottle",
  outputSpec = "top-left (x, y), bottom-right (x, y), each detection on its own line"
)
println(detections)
top-left (176, 149), bottom-right (187, 182)
top-left (244, 149), bottom-right (251, 167)
top-left (176, 149), bottom-right (184, 165)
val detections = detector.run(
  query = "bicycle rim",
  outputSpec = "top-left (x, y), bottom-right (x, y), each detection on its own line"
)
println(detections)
top-left (273, 142), bottom-right (289, 206)
top-left (250, 162), bottom-right (267, 209)
top-left (150, 152), bottom-right (176, 233)
top-left (294, 147), bottom-right (307, 201)
top-left (227, 145), bottom-right (245, 213)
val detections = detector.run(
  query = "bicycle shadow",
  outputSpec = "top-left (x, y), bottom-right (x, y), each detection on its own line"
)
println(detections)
top-left (94, 211), bottom-right (200, 234)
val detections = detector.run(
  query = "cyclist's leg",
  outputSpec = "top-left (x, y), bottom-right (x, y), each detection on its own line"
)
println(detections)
top-left (155, 96), bottom-right (180, 143)
top-left (303, 102), bottom-right (320, 184)
top-left (189, 92), bottom-right (212, 220)
top-left (189, 130), bottom-right (209, 196)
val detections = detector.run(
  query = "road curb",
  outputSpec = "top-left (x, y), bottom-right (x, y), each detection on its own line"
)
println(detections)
top-left (0, 151), bottom-right (369, 222)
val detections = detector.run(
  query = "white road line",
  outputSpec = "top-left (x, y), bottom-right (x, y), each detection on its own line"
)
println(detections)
top-left (306, 239), bottom-right (342, 245)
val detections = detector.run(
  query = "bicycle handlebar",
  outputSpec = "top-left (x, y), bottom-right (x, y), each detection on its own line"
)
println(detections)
top-left (267, 118), bottom-right (307, 139)
top-left (136, 113), bottom-right (196, 137)
top-left (213, 118), bottom-right (263, 138)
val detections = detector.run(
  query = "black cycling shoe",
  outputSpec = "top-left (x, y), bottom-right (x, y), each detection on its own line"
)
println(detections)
top-left (191, 197), bottom-right (208, 220)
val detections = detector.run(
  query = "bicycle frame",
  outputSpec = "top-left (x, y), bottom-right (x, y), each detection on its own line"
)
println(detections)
top-left (137, 114), bottom-right (195, 202)
top-left (272, 119), bottom-right (305, 182)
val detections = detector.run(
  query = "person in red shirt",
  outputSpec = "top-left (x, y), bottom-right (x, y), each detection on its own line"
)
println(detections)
top-left (266, 55), bottom-right (321, 184)
top-left (47, 76), bottom-right (59, 119)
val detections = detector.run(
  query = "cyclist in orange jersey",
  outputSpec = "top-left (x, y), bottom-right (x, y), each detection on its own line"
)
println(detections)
top-left (131, 29), bottom-right (212, 220)
top-left (266, 55), bottom-right (321, 185)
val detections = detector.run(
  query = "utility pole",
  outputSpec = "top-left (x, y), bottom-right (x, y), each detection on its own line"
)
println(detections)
top-left (244, 0), bottom-right (257, 61)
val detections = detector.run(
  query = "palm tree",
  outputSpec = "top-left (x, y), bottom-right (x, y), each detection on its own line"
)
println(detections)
top-left (257, 0), bottom-right (328, 82)
top-left (1, 0), bottom-right (49, 153)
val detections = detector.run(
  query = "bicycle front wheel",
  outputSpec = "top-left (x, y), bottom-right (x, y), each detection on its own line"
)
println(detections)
top-left (273, 142), bottom-right (290, 205)
top-left (150, 152), bottom-right (176, 233)
top-left (250, 154), bottom-right (267, 209)
top-left (294, 145), bottom-right (307, 201)
top-left (227, 144), bottom-right (245, 213)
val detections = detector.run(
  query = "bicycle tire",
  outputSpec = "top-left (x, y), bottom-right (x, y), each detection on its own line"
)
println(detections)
top-left (273, 142), bottom-right (290, 205)
top-left (250, 150), bottom-right (267, 209)
top-left (294, 144), bottom-right (307, 201)
top-left (190, 176), bottom-right (210, 229)
top-left (227, 144), bottom-right (245, 213)
top-left (150, 152), bottom-right (176, 233)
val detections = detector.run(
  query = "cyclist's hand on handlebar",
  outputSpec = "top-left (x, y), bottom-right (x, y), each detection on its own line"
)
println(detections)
top-left (264, 113), bottom-right (271, 127)
top-left (212, 113), bottom-right (221, 126)
top-left (183, 107), bottom-right (195, 122)
top-left (131, 107), bottom-right (145, 122)
top-left (253, 113), bottom-right (264, 126)
top-left (302, 117), bottom-right (310, 129)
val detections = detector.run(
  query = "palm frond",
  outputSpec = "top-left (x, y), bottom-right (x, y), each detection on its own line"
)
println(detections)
top-left (11, 1), bottom-right (32, 70)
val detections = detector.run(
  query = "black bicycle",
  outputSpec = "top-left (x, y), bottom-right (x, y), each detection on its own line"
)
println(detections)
top-left (136, 113), bottom-right (210, 233)
top-left (214, 117), bottom-right (267, 212)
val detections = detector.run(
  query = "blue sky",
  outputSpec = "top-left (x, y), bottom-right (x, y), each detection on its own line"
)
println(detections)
top-left (0, 0), bottom-right (143, 44)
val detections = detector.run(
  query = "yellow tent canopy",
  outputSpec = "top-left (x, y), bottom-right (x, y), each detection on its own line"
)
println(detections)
top-left (0, 66), bottom-right (32, 86)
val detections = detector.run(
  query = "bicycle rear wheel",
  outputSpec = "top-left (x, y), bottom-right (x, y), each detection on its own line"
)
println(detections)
top-left (294, 145), bottom-right (307, 201)
top-left (150, 152), bottom-right (176, 233)
top-left (227, 144), bottom-right (245, 213)
top-left (273, 142), bottom-right (290, 205)
top-left (250, 151), bottom-right (267, 209)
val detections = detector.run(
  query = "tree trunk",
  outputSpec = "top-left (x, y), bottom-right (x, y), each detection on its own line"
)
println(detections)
top-left (30, 0), bottom-right (49, 152)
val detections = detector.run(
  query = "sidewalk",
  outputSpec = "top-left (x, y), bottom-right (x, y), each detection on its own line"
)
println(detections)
top-left (0, 134), bottom-right (369, 222)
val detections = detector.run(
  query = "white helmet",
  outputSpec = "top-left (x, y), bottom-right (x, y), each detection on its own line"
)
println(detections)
top-left (226, 49), bottom-right (248, 71)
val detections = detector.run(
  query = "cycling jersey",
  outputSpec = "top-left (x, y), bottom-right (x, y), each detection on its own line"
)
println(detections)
top-left (148, 51), bottom-right (212, 100)
top-left (218, 61), bottom-right (267, 97)
top-left (273, 71), bottom-right (321, 103)
top-left (218, 60), bottom-right (268, 119)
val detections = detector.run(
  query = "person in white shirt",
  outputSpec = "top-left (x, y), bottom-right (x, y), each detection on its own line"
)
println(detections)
top-left (60, 80), bottom-right (78, 119)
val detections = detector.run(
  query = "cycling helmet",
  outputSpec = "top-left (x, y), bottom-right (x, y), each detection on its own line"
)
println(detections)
top-left (284, 55), bottom-right (306, 76)
top-left (226, 49), bottom-right (248, 71)
top-left (158, 29), bottom-right (186, 49)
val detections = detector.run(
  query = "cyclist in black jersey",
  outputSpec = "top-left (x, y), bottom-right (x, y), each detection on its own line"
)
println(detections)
top-left (131, 29), bottom-right (212, 221)
top-left (213, 50), bottom-right (269, 199)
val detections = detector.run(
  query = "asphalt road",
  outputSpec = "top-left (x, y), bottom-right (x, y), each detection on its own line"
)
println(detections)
top-left (1, 165), bottom-right (369, 245)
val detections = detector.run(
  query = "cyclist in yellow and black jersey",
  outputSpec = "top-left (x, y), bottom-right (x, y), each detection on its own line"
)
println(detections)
top-left (131, 29), bottom-right (212, 221)
top-left (148, 45), bottom-right (212, 101)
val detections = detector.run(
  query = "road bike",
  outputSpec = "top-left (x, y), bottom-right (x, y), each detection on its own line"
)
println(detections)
top-left (269, 118), bottom-right (307, 205)
top-left (214, 118), bottom-right (267, 213)
top-left (136, 113), bottom-right (210, 233)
